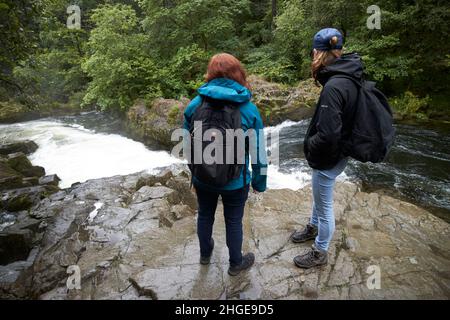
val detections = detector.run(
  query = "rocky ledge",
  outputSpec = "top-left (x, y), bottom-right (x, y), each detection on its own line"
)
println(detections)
top-left (0, 163), bottom-right (448, 300)
top-left (0, 141), bottom-right (61, 277)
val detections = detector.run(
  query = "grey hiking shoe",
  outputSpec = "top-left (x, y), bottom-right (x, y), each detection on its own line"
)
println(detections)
top-left (291, 223), bottom-right (318, 243)
top-left (200, 238), bottom-right (214, 265)
top-left (228, 253), bottom-right (255, 276)
top-left (293, 244), bottom-right (328, 269)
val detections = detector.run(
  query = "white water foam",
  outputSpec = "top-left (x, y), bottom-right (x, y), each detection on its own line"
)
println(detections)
top-left (0, 120), bottom-right (183, 188)
top-left (263, 119), bottom-right (349, 190)
top-left (0, 118), bottom-right (347, 191)
top-left (264, 120), bottom-right (311, 189)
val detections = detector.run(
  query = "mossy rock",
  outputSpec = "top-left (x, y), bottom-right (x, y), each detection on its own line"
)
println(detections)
top-left (126, 98), bottom-right (189, 148)
top-left (0, 140), bottom-right (38, 156)
top-left (249, 75), bottom-right (319, 126)
top-left (0, 156), bottom-right (25, 191)
top-left (3, 194), bottom-right (34, 212)
top-left (7, 152), bottom-right (45, 178)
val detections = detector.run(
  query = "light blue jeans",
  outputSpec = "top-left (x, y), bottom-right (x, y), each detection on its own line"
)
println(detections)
top-left (310, 157), bottom-right (348, 251)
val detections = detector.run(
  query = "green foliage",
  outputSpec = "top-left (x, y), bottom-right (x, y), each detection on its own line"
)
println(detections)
top-left (390, 91), bottom-right (431, 120)
top-left (82, 4), bottom-right (162, 110)
top-left (273, 1), bottom-right (310, 66)
top-left (159, 44), bottom-right (210, 98)
top-left (1, 0), bottom-right (449, 118)
top-left (245, 47), bottom-right (297, 83)
top-left (13, 28), bottom-right (88, 106)
top-left (140, 0), bottom-right (251, 56)
top-left (0, 0), bottom-right (40, 94)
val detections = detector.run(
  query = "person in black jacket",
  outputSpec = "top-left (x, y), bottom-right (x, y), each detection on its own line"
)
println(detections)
top-left (291, 28), bottom-right (363, 269)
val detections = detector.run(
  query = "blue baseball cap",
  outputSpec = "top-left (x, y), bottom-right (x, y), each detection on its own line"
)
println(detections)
top-left (312, 28), bottom-right (344, 51)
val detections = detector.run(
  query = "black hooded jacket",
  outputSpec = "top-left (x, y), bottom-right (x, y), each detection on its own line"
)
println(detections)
top-left (304, 53), bottom-right (363, 170)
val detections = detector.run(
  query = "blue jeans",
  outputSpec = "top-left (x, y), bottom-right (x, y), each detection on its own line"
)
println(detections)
top-left (310, 158), bottom-right (348, 251)
top-left (195, 184), bottom-right (250, 266)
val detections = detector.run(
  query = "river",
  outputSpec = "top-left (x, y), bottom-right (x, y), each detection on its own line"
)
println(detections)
top-left (0, 111), bottom-right (449, 221)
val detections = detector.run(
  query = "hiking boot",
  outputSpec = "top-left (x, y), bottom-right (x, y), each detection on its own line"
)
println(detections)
top-left (200, 238), bottom-right (214, 265)
top-left (228, 253), bottom-right (255, 276)
top-left (291, 223), bottom-right (318, 243)
top-left (293, 244), bottom-right (328, 269)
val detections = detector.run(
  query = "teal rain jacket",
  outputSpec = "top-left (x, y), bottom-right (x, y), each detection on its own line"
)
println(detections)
top-left (183, 78), bottom-right (268, 192)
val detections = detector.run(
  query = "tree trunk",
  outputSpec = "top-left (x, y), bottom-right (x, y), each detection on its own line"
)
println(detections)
top-left (271, 0), bottom-right (277, 29)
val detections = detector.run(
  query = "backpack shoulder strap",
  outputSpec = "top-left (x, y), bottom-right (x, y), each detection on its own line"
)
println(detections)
top-left (330, 74), bottom-right (363, 88)
top-left (329, 75), bottom-right (363, 124)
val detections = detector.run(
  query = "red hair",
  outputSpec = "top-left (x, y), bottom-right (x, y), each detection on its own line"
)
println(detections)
top-left (205, 53), bottom-right (250, 89)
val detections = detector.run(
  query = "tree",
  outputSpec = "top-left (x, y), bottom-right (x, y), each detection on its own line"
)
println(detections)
top-left (0, 0), bottom-right (40, 95)
top-left (82, 4), bottom-right (161, 110)
top-left (139, 0), bottom-right (251, 57)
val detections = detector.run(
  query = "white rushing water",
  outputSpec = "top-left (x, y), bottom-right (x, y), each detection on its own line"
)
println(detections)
top-left (0, 117), bottom-right (346, 190)
top-left (264, 120), bottom-right (312, 189)
top-left (0, 120), bottom-right (183, 188)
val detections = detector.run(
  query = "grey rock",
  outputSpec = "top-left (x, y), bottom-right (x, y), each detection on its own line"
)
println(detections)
top-left (39, 174), bottom-right (61, 186)
top-left (170, 204), bottom-right (194, 220)
top-left (0, 185), bottom-right (57, 212)
top-left (344, 236), bottom-right (359, 252)
top-left (131, 185), bottom-right (175, 204)
top-left (1, 165), bottom-right (449, 300)
top-left (49, 190), bottom-right (66, 201)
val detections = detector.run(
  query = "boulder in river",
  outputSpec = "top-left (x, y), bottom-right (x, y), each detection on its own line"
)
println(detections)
top-left (248, 75), bottom-right (320, 126)
top-left (0, 164), bottom-right (448, 300)
top-left (0, 140), bottom-right (38, 156)
top-left (126, 98), bottom-right (189, 148)
top-left (0, 142), bottom-right (60, 213)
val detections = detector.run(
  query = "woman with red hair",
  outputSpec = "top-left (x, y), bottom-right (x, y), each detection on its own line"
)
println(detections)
top-left (184, 53), bottom-right (267, 276)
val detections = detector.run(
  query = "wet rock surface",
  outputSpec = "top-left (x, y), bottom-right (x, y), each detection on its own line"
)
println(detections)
top-left (1, 142), bottom-right (60, 212)
top-left (1, 164), bottom-right (448, 300)
top-left (0, 141), bottom-right (61, 294)
top-left (0, 140), bottom-right (38, 156)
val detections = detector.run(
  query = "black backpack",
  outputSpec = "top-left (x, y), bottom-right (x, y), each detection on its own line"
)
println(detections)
top-left (188, 96), bottom-right (247, 187)
top-left (334, 75), bottom-right (396, 163)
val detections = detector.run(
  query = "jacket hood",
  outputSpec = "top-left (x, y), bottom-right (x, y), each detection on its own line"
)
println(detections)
top-left (197, 78), bottom-right (251, 103)
top-left (317, 53), bottom-right (364, 85)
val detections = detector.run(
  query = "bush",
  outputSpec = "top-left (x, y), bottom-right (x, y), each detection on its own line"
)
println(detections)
top-left (390, 91), bottom-right (430, 120)
top-left (245, 48), bottom-right (297, 83)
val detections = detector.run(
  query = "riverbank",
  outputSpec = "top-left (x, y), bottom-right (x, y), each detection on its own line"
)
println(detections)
top-left (2, 75), bottom-right (447, 143)
top-left (0, 163), bottom-right (449, 299)
top-left (0, 100), bottom-right (89, 124)
top-left (122, 75), bottom-right (449, 150)
top-left (124, 76), bottom-right (320, 148)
